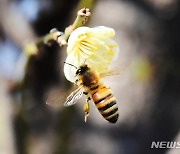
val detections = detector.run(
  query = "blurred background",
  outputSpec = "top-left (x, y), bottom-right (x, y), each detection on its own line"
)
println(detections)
top-left (0, 0), bottom-right (180, 154)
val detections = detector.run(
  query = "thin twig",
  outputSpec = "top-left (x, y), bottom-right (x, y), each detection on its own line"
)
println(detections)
top-left (24, 8), bottom-right (91, 56)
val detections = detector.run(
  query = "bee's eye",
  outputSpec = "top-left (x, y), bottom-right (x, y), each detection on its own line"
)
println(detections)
top-left (76, 69), bottom-right (82, 75)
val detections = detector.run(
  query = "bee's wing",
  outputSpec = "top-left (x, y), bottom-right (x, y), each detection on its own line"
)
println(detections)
top-left (100, 71), bottom-right (120, 78)
top-left (100, 62), bottom-right (130, 78)
top-left (64, 86), bottom-right (84, 106)
top-left (46, 88), bottom-right (67, 107)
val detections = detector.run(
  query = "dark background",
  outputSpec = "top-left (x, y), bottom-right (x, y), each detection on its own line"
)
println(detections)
top-left (0, 0), bottom-right (179, 154)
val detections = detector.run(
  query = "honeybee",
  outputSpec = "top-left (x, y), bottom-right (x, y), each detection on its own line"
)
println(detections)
top-left (63, 63), bottom-right (119, 124)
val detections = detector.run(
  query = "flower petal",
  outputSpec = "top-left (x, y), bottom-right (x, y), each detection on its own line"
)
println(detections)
top-left (67, 27), bottom-right (91, 52)
top-left (64, 53), bottom-right (78, 83)
top-left (104, 39), bottom-right (119, 61)
top-left (91, 26), bottom-right (115, 39)
top-left (65, 26), bottom-right (119, 83)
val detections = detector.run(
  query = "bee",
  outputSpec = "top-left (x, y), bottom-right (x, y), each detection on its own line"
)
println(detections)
top-left (64, 63), bottom-right (119, 124)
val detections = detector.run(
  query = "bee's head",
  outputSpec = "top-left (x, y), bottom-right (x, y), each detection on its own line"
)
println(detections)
top-left (63, 62), bottom-right (89, 76)
top-left (76, 64), bottom-right (89, 76)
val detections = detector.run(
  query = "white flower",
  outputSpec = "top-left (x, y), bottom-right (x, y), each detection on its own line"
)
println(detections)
top-left (64, 26), bottom-right (119, 83)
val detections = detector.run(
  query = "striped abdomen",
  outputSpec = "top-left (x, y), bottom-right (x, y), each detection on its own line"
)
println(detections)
top-left (90, 85), bottom-right (119, 123)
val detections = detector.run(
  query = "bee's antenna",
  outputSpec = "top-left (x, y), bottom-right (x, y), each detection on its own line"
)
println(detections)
top-left (84, 58), bottom-right (88, 64)
top-left (64, 62), bottom-right (77, 69)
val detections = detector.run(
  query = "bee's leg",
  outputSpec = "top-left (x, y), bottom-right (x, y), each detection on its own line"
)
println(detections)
top-left (83, 94), bottom-right (91, 122)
